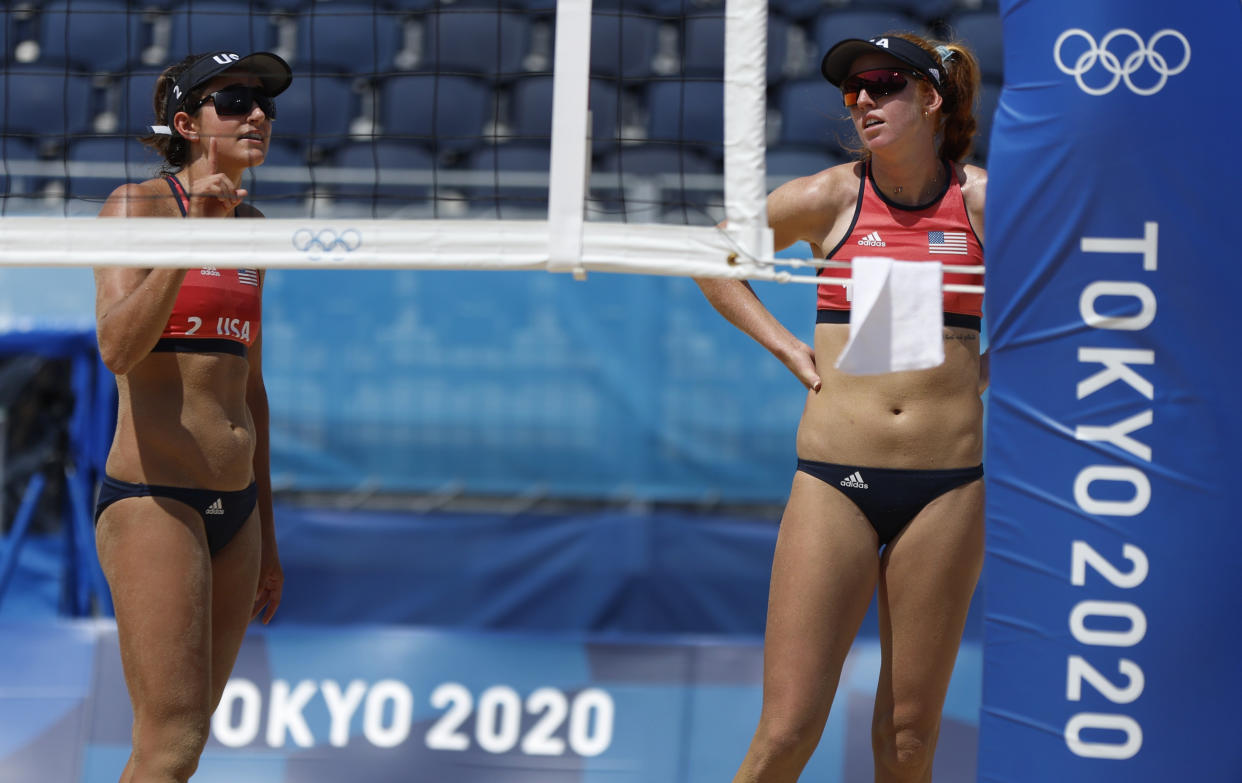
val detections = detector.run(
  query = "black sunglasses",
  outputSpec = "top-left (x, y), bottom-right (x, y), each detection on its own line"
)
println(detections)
top-left (190, 84), bottom-right (277, 120)
top-left (840, 68), bottom-right (924, 108)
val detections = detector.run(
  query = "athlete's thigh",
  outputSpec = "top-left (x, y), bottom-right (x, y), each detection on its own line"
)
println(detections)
top-left (207, 509), bottom-right (262, 706)
top-left (96, 497), bottom-right (214, 710)
top-left (874, 479), bottom-right (984, 717)
top-left (760, 471), bottom-right (881, 721)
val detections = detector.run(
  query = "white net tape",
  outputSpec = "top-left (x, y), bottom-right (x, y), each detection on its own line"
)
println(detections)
top-left (0, 0), bottom-right (983, 294)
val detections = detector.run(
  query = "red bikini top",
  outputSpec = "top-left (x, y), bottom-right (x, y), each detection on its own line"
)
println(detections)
top-left (151, 176), bottom-right (261, 357)
top-left (818, 161), bottom-right (984, 330)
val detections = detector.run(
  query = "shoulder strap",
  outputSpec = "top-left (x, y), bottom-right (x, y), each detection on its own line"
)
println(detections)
top-left (165, 176), bottom-right (188, 217)
top-left (165, 175), bottom-right (242, 217)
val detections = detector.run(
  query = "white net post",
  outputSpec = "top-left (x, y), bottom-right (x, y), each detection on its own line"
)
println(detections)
top-left (723, 0), bottom-right (772, 265)
top-left (545, 0), bottom-right (592, 279)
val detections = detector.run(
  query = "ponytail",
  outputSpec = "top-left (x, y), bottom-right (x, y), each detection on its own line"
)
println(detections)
top-left (139, 54), bottom-right (205, 175)
top-left (895, 33), bottom-right (982, 163)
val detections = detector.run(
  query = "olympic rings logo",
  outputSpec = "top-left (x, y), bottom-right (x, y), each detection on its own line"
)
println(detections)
top-left (291, 228), bottom-right (363, 260)
top-left (1054, 28), bottom-right (1190, 96)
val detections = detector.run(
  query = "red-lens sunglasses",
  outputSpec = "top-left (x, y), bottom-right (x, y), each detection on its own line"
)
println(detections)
top-left (840, 68), bottom-right (924, 108)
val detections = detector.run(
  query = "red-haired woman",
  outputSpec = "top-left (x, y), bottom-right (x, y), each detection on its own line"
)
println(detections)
top-left (698, 33), bottom-right (988, 782)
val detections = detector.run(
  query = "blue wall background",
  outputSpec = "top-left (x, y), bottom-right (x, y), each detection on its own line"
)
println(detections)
top-left (262, 264), bottom-right (815, 503)
top-left (0, 247), bottom-right (817, 505)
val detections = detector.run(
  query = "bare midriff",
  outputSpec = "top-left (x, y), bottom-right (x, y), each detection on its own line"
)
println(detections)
top-left (795, 322), bottom-right (984, 469)
top-left (106, 352), bottom-right (255, 490)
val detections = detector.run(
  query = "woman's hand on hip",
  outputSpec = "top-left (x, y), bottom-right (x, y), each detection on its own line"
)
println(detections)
top-left (779, 339), bottom-right (821, 392)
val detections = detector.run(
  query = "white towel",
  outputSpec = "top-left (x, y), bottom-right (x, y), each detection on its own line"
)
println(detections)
top-left (834, 256), bottom-right (945, 375)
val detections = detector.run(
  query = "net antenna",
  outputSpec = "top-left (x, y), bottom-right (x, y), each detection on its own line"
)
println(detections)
top-left (0, 0), bottom-right (779, 281)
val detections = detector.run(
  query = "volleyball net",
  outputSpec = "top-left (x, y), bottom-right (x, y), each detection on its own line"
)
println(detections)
top-left (0, 0), bottom-right (986, 291)
top-left (0, 0), bottom-right (776, 279)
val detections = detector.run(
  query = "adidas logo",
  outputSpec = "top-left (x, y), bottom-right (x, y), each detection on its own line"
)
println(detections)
top-left (201, 266), bottom-right (221, 276)
top-left (839, 471), bottom-right (869, 489)
top-left (205, 498), bottom-right (225, 515)
top-left (857, 231), bottom-right (886, 247)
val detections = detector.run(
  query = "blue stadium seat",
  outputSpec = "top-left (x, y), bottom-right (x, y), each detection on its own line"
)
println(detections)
top-left (380, 75), bottom-right (492, 155)
top-left (273, 75), bottom-right (358, 153)
top-left (767, 15), bottom-right (794, 82)
top-left (595, 142), bottom-right (718, 175)
top-left (419, 9), bottom-right (533, 80)
top-left (0, 7), bottom-right (12, 65)
top-left (164, 2), bottom-right (279, 62)
top-left (681, 14), bottom-right (791, 84)
top-left (331, 140), bottom-right (437, 202)
top-left (644, 81), bottom-right (723, 155)
top-left (769, 0), bottom-right (829, 23)
top-left (0, 69), bottom-right (96, 140)
top-left (766, 145), bottom-right (846, 178)
top-left (270, 0), bottom-right (401, 7)
top-left (506, 75), bottom-right (621, 154)
top-left (508, 0), bottom-right (664, 12)
top-left (467, 142), bottom-right (550, 172)
top-left (64, 136), bottom-right (163, 202)
top-left (291, 3), bottom-right (403, 74)
top-left (591, 141), bottom-right (719, 221)
top-left (31, 0), bottom-right (147, 74)
top-left (590, 14), bottom-right (663, 79)
top-left (946, 10), bottom-right (1003, 82)
top-left (827, 0), bottom-right (956, 20)
top-left (972, 79), bottom-right (999, 161)
top-left (239, 140), bottom-right (312, 206)
top-left (464, 142), bottom-right (551, 217)
top-left (387, 0), bottom-right (437, 10)
top-left (1, 137), bottom-right (44, 197)
top-left (115, 72), bottom-right (166, 137)
top-left (644, 0), bottom-right (723, 17)
top-left (497, 0), bottom-right (558, 14)
top-left (811, 10), bottom-right (925, 68)
top-left (778, 78), bottom-right (857, 151)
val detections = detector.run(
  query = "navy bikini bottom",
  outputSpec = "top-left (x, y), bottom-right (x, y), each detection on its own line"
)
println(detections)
top-left (94, 475), bottom-right (257, 556)
top-left (796, 458), bottom-right (983, 547)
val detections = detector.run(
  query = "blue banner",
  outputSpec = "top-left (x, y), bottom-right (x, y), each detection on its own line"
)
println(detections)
top-left (0, 621), bottom-right (982, 783)
top-left (261, 268), bottom-right (812, 502)
top-left (982, 1), bottom-right (1242, 780)
top-left (0, 254), bottom-right (816, 505)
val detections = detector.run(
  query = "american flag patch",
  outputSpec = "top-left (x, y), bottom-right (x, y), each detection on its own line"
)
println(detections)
top-left (928, 231), bottom-right (969, 255)
top-left (237, 269), bottom-right (260, 286)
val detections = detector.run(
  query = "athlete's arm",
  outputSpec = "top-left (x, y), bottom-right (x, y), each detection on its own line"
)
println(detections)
top-left (693, 166), bottom-right (856, 391)
top-left (961, 163), bottom-right (989, 394)
top-left (247, 277), bottom-right (283, 624)
top-left (960, 163), bottom-right (986, 244)
top-left (94, 181), bottom-right (188, 375)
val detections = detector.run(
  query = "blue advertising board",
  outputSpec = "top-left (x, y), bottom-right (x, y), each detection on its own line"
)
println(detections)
top-left (0, 263), bottom-right (813, 505)
top-left (0, 621), bottom-right (982, 782)
top-left (981, 1), bottom-right (1242, 779)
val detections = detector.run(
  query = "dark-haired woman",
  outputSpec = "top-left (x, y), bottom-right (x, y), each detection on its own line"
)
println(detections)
top-left (93, 50), bottom-right (291, 783)
top-left (697, 33), bottom-right (988, 782)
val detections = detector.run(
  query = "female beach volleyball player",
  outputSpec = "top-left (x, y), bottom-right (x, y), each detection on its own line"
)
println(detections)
top-left (92, 50), bottom-right (291, 782)
top-left (698, 32), bottom-right (987, 781)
